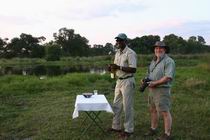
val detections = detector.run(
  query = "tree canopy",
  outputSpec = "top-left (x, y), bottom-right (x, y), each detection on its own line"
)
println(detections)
top-left (0, 28), bottom-right (210, 59)
top-left (53, 28), bottom-right (90, 56)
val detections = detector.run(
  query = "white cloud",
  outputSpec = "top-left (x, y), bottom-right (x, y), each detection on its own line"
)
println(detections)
top-left (0, 0), bottom-right (210, 45)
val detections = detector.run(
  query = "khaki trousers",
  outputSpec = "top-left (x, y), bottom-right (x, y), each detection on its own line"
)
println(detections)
top-left (112, 77), bottom-right (135, 133)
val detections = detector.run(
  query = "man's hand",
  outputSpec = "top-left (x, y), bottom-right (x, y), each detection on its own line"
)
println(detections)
top-left (140, 79), bottom-right (144, 84)
top-left (109, 64), bottom-right (120, 71)
top-left (107, 64), bottom-right (111, 72)
top-left (148, 81), bottom-right (157, 87)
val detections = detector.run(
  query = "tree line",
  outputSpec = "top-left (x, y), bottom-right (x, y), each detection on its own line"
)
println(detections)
top-left (0, 27), bottom-right (209, 60)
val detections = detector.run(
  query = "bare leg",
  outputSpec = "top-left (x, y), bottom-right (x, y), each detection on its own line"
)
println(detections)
top-left (161, 111), bottom-right (172, 135)
top-left (150, 106), bottom-right (159, 129)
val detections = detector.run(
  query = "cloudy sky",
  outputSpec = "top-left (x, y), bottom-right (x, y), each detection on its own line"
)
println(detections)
top-left (0, 0), bottom-right (210, 46)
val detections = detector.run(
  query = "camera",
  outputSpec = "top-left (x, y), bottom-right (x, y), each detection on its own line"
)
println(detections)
top-left (140, 77), bottom-right (151, 92)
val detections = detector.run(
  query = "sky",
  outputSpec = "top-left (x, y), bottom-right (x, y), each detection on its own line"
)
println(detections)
top-left (0, 0), bottom-right (210, 46)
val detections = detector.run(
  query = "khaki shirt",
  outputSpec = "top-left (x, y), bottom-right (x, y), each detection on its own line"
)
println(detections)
top-left (114, 46), bottom-right (137, 78)
top-left (148, 54), bottom-right (175, 88)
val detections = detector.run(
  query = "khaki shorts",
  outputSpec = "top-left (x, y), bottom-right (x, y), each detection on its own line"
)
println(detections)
top-left (148, 87), bottom-right (171, 112)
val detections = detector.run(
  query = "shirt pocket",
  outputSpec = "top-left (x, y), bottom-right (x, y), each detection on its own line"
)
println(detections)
top-left (121, 55), bottom-right (128, 66)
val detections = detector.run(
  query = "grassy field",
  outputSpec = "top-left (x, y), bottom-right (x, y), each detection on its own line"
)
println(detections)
top-left (0, 54), bottom-right (210, 140)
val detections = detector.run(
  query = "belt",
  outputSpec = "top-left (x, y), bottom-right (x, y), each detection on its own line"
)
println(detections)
top-left (118, 76), bottom-right (133, 80)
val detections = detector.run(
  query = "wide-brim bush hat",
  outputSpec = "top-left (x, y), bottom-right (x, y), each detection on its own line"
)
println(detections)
top-left (153, 41), bottom-right (170, 53)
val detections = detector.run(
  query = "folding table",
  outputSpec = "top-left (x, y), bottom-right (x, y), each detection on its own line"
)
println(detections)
top-left (72, 94), bottom-right (113, 134)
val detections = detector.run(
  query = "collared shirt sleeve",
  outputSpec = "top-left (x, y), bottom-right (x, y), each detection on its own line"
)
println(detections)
top-left (128, 52), bottom-right (137, 68)
top-left (164, 59), bottom-right (175, 79)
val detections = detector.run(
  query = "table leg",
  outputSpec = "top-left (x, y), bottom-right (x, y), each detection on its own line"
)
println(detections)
top-left (92, 112), bottom-right (103, 123)
top-left (81, 111), bottom-right (105, 135)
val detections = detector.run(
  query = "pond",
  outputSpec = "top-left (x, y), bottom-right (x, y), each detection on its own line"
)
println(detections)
top-left (0, 65), bottom-right (107, 76)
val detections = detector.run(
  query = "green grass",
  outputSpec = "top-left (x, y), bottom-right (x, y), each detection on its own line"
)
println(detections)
top-left (1, 54), bottom-right (210, 140)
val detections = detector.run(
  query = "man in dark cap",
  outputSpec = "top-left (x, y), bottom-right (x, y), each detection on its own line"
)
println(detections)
top-left (142, 41), bottom-right (175, 140)
top-left (108, 33), bottom-right (137, 138)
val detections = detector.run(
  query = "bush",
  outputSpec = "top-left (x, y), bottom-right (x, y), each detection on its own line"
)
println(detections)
top-left (45, 44), bottom-right (61, 61)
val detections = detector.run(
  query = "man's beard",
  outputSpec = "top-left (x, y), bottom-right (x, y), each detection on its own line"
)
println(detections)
top-left (156, 52), bottom-right (165, 58)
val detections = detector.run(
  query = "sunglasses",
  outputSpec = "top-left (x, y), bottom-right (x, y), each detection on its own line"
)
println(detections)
top-left (116, 39), bottom-right (124, 42)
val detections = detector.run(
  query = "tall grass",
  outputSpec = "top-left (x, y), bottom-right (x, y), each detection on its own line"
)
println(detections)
top-left (1, 54), bottom-right (210, 140)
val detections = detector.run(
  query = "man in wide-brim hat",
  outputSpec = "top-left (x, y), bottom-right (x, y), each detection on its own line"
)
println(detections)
top-left (152, 41), bottom-right (170, 54)
top-left (143, 41), bottom-right (175, 140)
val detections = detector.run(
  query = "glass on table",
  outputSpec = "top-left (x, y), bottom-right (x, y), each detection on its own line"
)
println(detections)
top-left (93, 90), bottom-right (98, 95)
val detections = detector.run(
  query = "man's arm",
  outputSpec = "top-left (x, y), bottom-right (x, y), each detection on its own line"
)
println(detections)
top-left (148, 76), bottom-right (172, 87)
top-left (110, 64), bottom-right (136, 73)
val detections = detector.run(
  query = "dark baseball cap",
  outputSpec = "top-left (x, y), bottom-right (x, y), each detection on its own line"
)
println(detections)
top-left (115, 33), bottom-right (127, 41)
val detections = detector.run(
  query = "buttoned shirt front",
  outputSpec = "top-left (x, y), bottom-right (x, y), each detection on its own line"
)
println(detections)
top-left (114, 46), bottom-right (137, 78)
top-left (148, 54), bottom-right (175, 88)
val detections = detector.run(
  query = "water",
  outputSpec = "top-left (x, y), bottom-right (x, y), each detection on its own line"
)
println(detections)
top-left (0, 65), bottom-right (107, 76)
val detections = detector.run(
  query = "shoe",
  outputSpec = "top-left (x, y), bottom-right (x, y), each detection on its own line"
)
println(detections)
top-left (119, 131), bottom-right (133, 138)
top-left (144, 128), bottom-right (157, 136)
top-left (107, 128), bottom-right (122, 133)
top-left (155, 133), bottom-right (171, 140)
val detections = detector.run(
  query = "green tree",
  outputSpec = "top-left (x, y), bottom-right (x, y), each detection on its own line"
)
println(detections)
top-left (129, 35), bottom-right (160, 54)
top-left (104, 43), bottom-right (114, 55)
top-left (164, 34), bottom-right (210, 54)
top-left (6, 33), bottom-right (45, 58)
top-left (0, 38), bottom-right (6, 48)
top-left (53, 28), bottom-right (90, 56)
top-left (6, 37), bottom-right (22, 58)
top-left (0, 38), bottom-right (8, 58)
top-left (188, 36), bottom-right (197, 43)
top-left (90, 44), bottom-right (104, 56)
top-left (89, 43), bottom-right (114, 56)
top-left (163, 34), bottom-right (188, 54)
top-left (197, 36), bottom-right (206, 45)
top-left (45, 42), bottom-right (62, 61)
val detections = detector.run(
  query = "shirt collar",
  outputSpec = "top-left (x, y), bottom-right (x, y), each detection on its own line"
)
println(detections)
top-left (118, 46), bottom-right (128, 54)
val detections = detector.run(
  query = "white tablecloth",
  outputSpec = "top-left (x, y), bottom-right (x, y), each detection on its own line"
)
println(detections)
top-left (72, 95), bottom-right (113, 119)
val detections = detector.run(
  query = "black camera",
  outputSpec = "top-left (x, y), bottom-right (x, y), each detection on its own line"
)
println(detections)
top-left (140, 77), bottom-right (151, 92)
